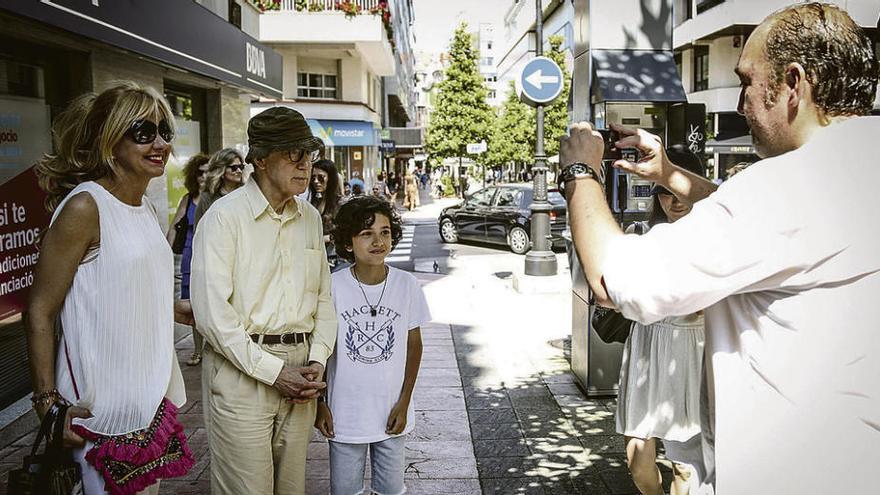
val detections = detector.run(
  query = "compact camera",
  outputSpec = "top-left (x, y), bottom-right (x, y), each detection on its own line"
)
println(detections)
top-left (599, 129), bottom-right (639, 162)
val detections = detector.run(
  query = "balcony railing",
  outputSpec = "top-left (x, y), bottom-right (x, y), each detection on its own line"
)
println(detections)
top-left (266, 0), bottom-right (382, 12)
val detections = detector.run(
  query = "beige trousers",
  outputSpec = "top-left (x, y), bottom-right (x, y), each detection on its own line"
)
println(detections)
top-left (202, 343), bottom-right (317, 495)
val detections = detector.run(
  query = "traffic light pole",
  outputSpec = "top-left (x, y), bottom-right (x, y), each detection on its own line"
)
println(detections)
top-left (524, 0), bottom-right (557, 276)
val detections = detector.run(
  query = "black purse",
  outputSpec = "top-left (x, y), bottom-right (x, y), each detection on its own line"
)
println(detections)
top-left (171, 198), bottom-right (190, 255)
top-left (7, 403), bottom-right (84, 495)
top-left (591, 306), bottom-right (633, 344)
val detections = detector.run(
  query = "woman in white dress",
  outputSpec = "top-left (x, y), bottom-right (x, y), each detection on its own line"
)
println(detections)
top-left (27, 82), bottom-right (193, 495)
top-left (615, 146), bottom-right (706, 495)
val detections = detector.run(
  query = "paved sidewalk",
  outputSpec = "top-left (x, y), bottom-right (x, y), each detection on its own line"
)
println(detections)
top-left (0, 196), bottom-right (677, 494)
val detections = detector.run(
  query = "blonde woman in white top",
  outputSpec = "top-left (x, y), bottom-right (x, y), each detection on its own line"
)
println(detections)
top-left (27, 82), bottom-right (193, 494)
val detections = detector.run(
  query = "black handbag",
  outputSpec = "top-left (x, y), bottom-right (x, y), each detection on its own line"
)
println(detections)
top-left (7, 403), bottom-right (84, 495)
top-left (171, 197), bottom-right (190, 255)
top-left (591, 306), bottom-right (633, 344)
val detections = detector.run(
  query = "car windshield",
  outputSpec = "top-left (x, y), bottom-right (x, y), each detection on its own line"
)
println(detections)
top-left (548, 191), bottom-right (565, 206)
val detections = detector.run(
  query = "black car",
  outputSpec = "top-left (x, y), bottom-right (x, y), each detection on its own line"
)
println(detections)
top-left (438, 183), bottom-right (567, 254)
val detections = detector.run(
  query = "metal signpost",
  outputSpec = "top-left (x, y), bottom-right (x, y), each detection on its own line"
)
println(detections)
top-left (517, 0), bottom-right (563, 276)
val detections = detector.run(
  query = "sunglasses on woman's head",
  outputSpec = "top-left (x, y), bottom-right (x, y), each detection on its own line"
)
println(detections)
top-left (288, 148), bottom-right (321, 163)
top-left (127, 119), bottom-right (174, 144)
top-left (226, 164), bottom-right (245, 172)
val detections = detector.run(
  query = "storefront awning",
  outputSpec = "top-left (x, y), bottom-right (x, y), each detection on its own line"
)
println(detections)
top-left (592, 50), bottom-right (687, 103)
top-left (705, 134), bottom-right (755, 155)
top-left (3, 0), bottom-right (283, 98)
top-left (307, 120), bottom-right (379, 147)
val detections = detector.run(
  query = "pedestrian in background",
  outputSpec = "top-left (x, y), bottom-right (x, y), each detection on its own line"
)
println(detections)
top-left (190, 107), bottom-right (336, 495)
top-left (614, 146), bottom-right (706, 495)
top-left (387, 170), bottom-right (399, 204)
top-left (315, 196), bottom-right (429, 495)
top-left (193, 147), bottom-right (245, 226)
top-left (27, 81), bottom-right (194, 494)
top-left (167, 153), bottom-right (210, 366)
top-left (374, 172), bottom-right (390, 199)
top-left (562, 4), bottom-right (880, 492)
top-left (310, 158), bottom-right (342, 269)
top-left (403, 167), bottom-right (419, 210)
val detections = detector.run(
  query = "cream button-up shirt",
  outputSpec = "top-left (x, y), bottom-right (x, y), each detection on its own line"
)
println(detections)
top-left (190, 178), bottom-right (337, 386)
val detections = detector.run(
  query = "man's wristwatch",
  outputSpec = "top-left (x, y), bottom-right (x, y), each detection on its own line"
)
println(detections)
top-left (558, 162), bottom-right (604, 194)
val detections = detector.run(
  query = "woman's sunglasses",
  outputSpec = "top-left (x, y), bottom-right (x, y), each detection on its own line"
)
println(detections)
top-left (226, 164), bottom-right (245, 172)
top-left (127, 119), bottom-right (174, 144)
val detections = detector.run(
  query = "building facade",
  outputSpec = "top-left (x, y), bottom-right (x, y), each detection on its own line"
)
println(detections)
top-left (673, 0), bottom-right (880, 179)
top-left (256, 0), bottom-right (419, 188)
top-left (476, 23), bottom-right (502, 106)
top-left (0, 0), bottom-right (282, 416)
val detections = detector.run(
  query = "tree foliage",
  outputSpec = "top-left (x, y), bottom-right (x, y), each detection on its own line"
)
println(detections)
top-left (425, 23), bottom-right (494, 165)
top-left (486, 81), bottom-right (535, 168)
top-left (543, 35), bottom-right (571, 159)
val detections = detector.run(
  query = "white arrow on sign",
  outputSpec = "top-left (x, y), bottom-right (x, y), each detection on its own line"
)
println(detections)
top-left (525, 69), bottom-right (559, 90)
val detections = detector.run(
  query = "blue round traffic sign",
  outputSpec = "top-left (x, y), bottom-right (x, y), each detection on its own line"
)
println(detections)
top-left (518, 56), bottom-right (564, 105)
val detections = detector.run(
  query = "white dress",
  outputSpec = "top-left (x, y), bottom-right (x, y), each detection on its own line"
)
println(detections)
top-left (52, 181), bottom-right (185, 436)
top-left (615, 313), bottom-right (705, 442)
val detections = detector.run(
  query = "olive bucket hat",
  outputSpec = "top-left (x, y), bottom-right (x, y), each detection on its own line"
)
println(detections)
top-left (245, 107), bottom-right (324, 163)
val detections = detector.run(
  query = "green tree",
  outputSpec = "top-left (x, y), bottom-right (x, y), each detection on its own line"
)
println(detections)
top-left (425, 23), bottom-right (494, 171)
top-left (486, 82), bottom-right (535, 172)
top-left (543, 35), bottom-right (571, 160)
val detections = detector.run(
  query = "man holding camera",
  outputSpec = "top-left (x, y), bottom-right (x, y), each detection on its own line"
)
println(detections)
top-left (562, 4), bottom-right (879, 493)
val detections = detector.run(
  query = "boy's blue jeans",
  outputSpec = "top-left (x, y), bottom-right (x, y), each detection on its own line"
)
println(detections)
top-left (329, 436), bottom-right (406, 495)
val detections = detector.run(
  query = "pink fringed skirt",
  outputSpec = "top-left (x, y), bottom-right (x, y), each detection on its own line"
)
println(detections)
top-left (72, 398), bottom-right (195, 495)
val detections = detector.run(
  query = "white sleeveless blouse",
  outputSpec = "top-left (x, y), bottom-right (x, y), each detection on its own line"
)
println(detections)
top-left (52, 181), bottom-right (184, 435)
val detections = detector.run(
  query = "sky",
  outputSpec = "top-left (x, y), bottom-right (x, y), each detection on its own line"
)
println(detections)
top-left (411, 0), bottom-right (511, 54)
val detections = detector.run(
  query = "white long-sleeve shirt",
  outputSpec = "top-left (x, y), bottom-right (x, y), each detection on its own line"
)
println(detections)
top-left (602, 117), bottom-right (880, 494)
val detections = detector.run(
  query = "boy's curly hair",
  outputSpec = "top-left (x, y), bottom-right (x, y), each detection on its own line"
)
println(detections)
top-left (333, 196), bottom-right (403, 263)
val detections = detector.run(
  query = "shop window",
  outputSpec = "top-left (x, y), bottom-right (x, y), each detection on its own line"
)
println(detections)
top-left (165, 90), bottom-right (194, 120)
top-left (0, 60), bottom-right (42, 98)
top-left (693, 46), bottom-right (709, 92)
top-left (297, 72), bottom-right (338, 99)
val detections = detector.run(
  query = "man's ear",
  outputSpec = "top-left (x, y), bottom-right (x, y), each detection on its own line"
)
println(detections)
top-left (785, 62), bottom-right (809, 107)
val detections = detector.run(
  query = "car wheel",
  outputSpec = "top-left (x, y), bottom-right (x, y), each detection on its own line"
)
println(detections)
top-left (508, 226), bottom-right (530, 254)
top-left (440, 218), bottom-right (459, 243)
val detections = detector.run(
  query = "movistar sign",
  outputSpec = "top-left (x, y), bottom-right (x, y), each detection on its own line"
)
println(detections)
top-left (306, 119), bottom-right (378, 147)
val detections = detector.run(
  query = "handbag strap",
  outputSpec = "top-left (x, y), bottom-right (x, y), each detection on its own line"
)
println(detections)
top-left (29, 403), bottom-right (68, 457)
top-left (62, 336), bottom-right (81, 402)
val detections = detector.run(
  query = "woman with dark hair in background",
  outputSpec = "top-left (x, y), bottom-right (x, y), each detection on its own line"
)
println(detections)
top-left (167, 154), bottom-right (209, 366)
top-left (616, 145), bottom-right (707, 495)
top-left (27, 82), bottom-right (193, 494)
top-left (310, 159), bottom-right (342, 268)
top-left (185, 147), bottom-right (245, 366)
top-left (193, 147), bottom-right (245, 226)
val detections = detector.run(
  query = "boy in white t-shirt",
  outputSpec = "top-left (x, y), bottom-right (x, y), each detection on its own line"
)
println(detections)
top-left (315, 195), bottom-right (431, 495)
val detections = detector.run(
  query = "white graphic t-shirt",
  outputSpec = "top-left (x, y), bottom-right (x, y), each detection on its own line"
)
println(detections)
top-left (326, 266), bottom-right (432, 443)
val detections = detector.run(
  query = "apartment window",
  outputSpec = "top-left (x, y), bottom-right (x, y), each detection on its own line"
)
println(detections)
top-left (487, 90), bottom-right (496, 99)
top-left (228, 0), bottom-right (242, 29)
top-left (696, 0), bottom-right (724, 14)
top-left (487, 41), bottom-right (493, 50)
top-left (693, 46), bottom-right (709, 92)
top-left (674, 52), bottom-right (682, 78)
top-left (297, 72), bottom-right (338, 99)
top-left (481, 57), bottom-right (494, 66)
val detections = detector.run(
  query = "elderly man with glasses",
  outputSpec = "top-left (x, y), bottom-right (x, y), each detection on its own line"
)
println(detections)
top-left (190, 107), bottom-right (337, 495)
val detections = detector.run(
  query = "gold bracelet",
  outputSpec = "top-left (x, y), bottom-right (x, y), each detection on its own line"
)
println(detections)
top-left (30, 389), bottom-right (61, 408)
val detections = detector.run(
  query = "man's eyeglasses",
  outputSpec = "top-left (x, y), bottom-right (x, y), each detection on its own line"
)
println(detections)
top-left (126, 119), bottom-right (174, 144)
top-left (226, 164), bottom-right (245, 172)
top-left (288, 148), bottom-right (321, 164)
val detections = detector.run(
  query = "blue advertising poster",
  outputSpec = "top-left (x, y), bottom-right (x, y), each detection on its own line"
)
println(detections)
top-left (307, 120), bottom-right (378, 147)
